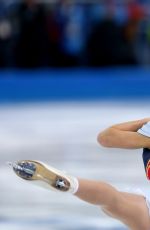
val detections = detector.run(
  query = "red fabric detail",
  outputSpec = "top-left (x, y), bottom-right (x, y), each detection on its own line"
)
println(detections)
top-left (146, 165), bottom-right (150, 180)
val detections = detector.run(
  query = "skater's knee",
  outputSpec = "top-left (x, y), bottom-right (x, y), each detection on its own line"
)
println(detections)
top-left (102, 192), bottom-right (126, 218)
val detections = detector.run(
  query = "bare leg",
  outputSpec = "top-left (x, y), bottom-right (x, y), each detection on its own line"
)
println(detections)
top-left (74, 178), bottom-right (150, 230)
top-left (74, 178), bottom-right (121, 207)
top-left (11, 160), bottom-right (150, 230)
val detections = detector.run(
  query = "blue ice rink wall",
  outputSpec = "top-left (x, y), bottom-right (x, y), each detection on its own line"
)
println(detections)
top-left (0, 68), bottom-right (150, 102)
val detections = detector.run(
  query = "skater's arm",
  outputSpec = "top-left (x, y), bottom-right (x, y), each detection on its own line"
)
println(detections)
top-left (97, 118), bottom-right (150, 149)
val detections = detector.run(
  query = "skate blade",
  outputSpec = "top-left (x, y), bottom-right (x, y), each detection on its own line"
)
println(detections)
top-left (8, 160), bottom-right (70, 192)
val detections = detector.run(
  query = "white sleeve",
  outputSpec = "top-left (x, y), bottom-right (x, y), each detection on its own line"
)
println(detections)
top-left (137, 121), bottom-right (150, 137)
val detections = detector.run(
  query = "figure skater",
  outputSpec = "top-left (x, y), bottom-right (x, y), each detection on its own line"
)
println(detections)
top-left (10, 118), bottom-right (150, 230)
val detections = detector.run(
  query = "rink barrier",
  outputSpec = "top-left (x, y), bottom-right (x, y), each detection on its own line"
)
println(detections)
top-left (0, 68), bottom-right (150, 102)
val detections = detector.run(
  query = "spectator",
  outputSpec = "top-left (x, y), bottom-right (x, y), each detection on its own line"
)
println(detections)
top-left (45, 4), bottom-right (64, 67)
top-left (118, 18), bottom-right (139, 65)
top-left (0, 2), bottom-right (13, 68)
top-left (14, 0), bottom-right (50, 68)
top-left (86, 15), bottom-right (122, 67)
top-left (86, 0), bottom-right (144, 67)
top-left (57, 0), bottom-right (86, 67)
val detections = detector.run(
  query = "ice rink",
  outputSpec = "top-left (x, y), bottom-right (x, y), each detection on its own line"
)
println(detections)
top-left (0, 101), bottom-right (150, 230)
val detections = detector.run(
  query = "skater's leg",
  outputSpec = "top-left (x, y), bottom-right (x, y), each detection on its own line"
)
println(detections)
top-left (75, 178), bottom-right (150, 230)
top-left (75, 178), bottom-right (120, 207)
top-left (11, 160), bottom-right (150, 229)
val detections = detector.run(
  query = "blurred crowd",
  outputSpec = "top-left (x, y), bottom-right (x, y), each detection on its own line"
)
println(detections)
top-left (0, 0), bottom-right (150, 68)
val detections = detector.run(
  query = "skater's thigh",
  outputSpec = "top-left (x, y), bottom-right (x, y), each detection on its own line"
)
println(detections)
top-left (105, 192), bottom-right (150, 228)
